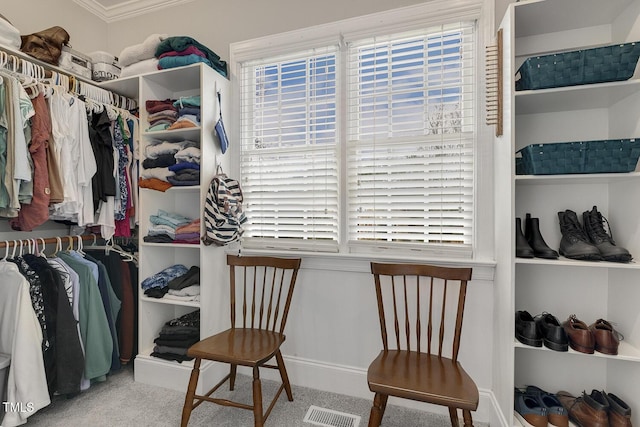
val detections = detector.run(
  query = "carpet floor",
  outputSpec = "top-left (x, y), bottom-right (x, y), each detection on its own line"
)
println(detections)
top-left (19, 364), bottom-right (465, 427)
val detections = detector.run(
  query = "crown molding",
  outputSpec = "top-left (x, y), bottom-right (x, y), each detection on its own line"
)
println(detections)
top-left (73, 0), bottom-right (196, 23)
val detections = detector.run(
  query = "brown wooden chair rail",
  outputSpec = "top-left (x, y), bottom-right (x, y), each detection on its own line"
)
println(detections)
top-left (367, 262), bottom-right (478, 427)
top-left (181, 255), bottom-right (302, 427)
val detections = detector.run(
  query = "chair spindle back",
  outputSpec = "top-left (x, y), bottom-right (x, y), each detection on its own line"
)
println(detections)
top-left (228, 255), bottom-right (301, 334)
top-left (371, 262), bottom-right (472, 361)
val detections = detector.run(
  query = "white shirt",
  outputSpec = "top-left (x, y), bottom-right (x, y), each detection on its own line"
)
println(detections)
top-left (0, 261), bottom-right (50, 427)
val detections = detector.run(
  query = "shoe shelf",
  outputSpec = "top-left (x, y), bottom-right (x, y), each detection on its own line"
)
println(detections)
top-left (140, 294), bottom-right (201, 308)
top-left (513, 339), bottom-right (640, 363)
top-left (515, 257), bottom-right (639, 269)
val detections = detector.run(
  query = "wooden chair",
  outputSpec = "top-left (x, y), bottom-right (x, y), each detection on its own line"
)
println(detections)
top-left (181, 255), bottom-right (302, 427)
top-left (367, 262), bottom-right (477, 427)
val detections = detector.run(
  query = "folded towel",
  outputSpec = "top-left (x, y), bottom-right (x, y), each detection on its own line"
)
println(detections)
top-left (119, 33), bottom-right (167, 67)
top-left (119, 58), bottom-right (160, 78)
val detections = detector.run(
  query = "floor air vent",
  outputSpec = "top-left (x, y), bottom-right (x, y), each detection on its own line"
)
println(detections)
top-left (303, 405), bottom-right (361, 427)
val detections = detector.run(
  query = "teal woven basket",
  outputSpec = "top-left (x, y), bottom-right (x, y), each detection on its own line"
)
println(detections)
top-left (517, 139), bottom-right (640, 175)
top-left (516, 41), bottom-right (640, 90)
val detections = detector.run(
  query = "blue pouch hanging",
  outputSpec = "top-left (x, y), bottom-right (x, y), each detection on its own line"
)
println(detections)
top-left (215, 91), bottom-right (229, 154)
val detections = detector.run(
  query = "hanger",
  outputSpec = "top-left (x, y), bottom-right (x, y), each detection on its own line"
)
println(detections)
top-left (76, 235), bottom-right (85, 255)
top-left (53, 236), bottom-right (62, 257)
top-left (1, 241), bottom-right (9, 261)
top-left (86, 236), bottom-right (137, 263)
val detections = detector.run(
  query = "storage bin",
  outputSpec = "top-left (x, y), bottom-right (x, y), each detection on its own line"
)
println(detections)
top-left (89, 51), bottom-right (121, 82)
top-left (516, 41), bottom-right (640, 90)
top-left (517, 139), bottom-right (640, 175)
top-left (0, 353), bottom-right (10, 423)
top-left (58, 45), bottom-right (92, 79)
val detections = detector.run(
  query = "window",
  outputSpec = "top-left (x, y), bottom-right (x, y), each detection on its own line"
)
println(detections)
top-left (236, 5), bottom-right (478, 257)
top-left (239, 48), bottom-right (339, 252)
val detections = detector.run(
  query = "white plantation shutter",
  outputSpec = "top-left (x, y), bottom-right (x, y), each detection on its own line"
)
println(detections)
top-left (347, 22), bottom-right (476, 255)
top-left (239, 48), bottom-right (339, 251)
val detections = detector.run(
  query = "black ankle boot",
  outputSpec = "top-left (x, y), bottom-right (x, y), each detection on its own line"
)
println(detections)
top-left (558, 210), bottom-right (602, 261)
top-left (583, 206), bottom-right (632, 263)
top-left (516, 218), bottom-right (534, 258)
top-left (525, 213), bottom-right (559, 259)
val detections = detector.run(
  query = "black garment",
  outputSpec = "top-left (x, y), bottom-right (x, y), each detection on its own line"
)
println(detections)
top-left (150, 351), bottom-right (193, 363)
top-left (142, 153), bottom-right (176, 169)
top-left (144, 287), bottom-right (169, 298)
top-left (153, 337), bottom-right (200, 348)
top-left (143, 234), bottom-right (174, 244)
top-left (166, 310), bottom-right (200, 328)
top-left (167, 265), bottom-right (200, 290)
top-left (88, 110), bottom-right (117, 210)
top-left (9, 257), bottom-right (49, 351)
top-left (23, 254), bottom-right (84, 396)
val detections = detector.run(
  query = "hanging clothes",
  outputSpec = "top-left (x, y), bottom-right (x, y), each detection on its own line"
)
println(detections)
top-left (23, 253), bottom-right (85, 396)
top-left (55, 251), bottom-right (112, 382)
top-left (85, 247), bottom-right (135, 365)
top-left (11, 93), bottom-right (52, 231)
top-left (0, 261), bottom-right (50, 427)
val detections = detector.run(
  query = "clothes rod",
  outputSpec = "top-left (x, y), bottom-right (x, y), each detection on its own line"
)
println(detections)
top-left (0, 45), bottom-right (136, 109)
top-left (0, 234), bottom-right (97, 248)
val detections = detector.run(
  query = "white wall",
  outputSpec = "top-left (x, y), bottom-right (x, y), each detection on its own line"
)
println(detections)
top-left (2, 0), bottom-right (108, 54)
top-left (105, 0), bottom-right (437, 61)
top-left (2, 0), bottom-right (500, 422)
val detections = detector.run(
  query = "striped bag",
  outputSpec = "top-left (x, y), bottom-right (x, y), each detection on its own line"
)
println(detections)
top-left (202, 172), bottom-right (247, 246)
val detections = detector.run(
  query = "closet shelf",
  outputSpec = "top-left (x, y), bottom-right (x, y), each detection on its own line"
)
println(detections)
top-left (140, 242), bottom-right (201, 249)
top-left (140, 185), bottom-right (200, 193)
top-left (515, 79), bottom-right (640, 114)
top-left (514, 339), bottom-right (640, 363)
top-left (140, 295), bottom-right (200, 308)
top-left (516, 172), bottom-right (640, 186)
top-left (515, 257), bottom-right (639, 269)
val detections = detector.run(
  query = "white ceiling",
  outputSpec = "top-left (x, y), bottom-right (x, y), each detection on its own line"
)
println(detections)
top-left (73, 0), bottom-right (196, 22)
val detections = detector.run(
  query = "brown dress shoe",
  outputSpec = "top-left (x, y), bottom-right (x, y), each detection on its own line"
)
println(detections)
top-left (589, 319), bottom-right (620, 355)
top-left (557, 390), bottom-right (609, 427)
top-left (604, 392), bottom-right (632, 427)
top-left (563, 315), bottom-right (595, 354)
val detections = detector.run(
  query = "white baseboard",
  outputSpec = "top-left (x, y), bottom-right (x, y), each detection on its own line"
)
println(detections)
top-left (243, 355), bottom-right (507, 426)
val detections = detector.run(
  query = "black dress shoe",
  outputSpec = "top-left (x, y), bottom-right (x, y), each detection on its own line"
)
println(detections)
top-left (516, 310), bottom-right (542, 347)
top-left (534, 312), bottom-right (569, 352)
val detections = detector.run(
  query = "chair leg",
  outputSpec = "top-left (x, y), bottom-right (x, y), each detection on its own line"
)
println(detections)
top-left (181, 358), bottom-right (202, 427)
top-left (230, 364), bottom-right (237, 390)
top-left (462, 410), bottom-right (474, 427)
top-left (448, 407), bottom-right (459, 427)
top-left (368, 392), bottom-right (388, 427)
top-left (275, 350), bottom-right (293, 401)
top-left (252, 366), bottom-right (264, 427)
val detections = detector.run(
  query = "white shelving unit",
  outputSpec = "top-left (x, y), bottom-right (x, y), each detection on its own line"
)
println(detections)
top-left (493, 0), bottom-right (640, 425)
top-left (102, 63), bottom-right (231, 393)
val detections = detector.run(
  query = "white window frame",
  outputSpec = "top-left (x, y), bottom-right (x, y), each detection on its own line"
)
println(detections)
top-left (229, 0), bottom-right (494, 262)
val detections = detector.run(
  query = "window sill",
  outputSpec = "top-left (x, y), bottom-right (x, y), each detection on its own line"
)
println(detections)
top-left (227, 247), bottom-right (496, 281)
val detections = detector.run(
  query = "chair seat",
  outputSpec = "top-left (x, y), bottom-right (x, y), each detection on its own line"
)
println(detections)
top-left (367, 350), bottom-right (479, 411)
top-left (188, 328), bottom-right (286, 366)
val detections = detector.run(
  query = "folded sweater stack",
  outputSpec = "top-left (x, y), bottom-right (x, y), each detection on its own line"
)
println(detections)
top-left (143, 209), bottom-right (200, 244)
top-left (139, 139), bottom-right (200, 188)
top-left (151, 310), bottom-right (200, 363)
top-left (169, 96), bottom-right (201, 130)
top-left (146, 98), bottom-right (178, 132)
top-left (155, 36), bottom-right (228, 77)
